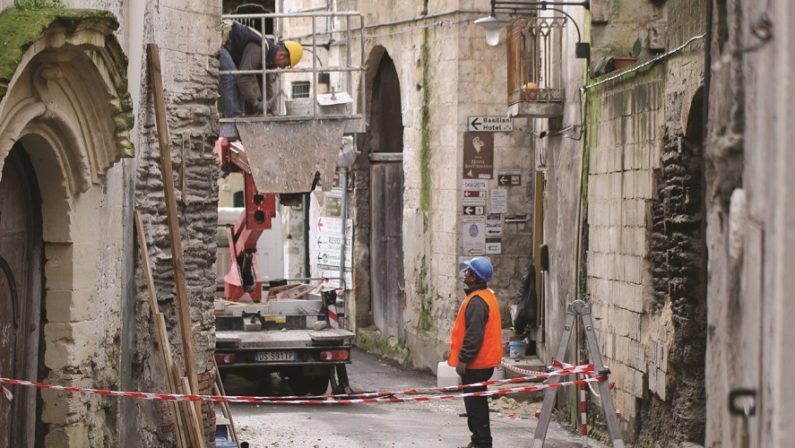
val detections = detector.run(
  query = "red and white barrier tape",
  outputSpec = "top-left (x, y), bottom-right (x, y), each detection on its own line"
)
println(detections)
top-left (500, 359), bottom-right (580, 377)
top-left (0, 374), bottom-right (605, 406)
top-left (500, 361), bottom-right (545, 377)
top-left (0, 363), bottom-right (595, 404)
top-left (266, 363), bottom-right (595, 400)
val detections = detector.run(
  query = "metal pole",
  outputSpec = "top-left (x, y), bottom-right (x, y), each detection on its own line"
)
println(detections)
top-left (337, 167), bottom-right (349, 291)
top-left (261, 19), bottom-right (268, 116)
top-left (346, 15), bottom-right (352, 98)
top-left (312, 15), bottom-right (318, 118)
top-left (359, 15), bottom-right (365, 117)
top-left (303, 192), bottom-right (311, 276)
top-left (578, 301), bottom-right (624, 447)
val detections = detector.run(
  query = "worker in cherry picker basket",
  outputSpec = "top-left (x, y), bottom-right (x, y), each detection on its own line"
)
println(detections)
top-left (219, 21), bottom-right (303, 117)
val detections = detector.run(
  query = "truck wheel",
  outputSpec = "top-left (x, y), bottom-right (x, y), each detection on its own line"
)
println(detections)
top-left (288, 374), bottom-right (330, 396)
top-left (307, 375), bottom-right (330, 396)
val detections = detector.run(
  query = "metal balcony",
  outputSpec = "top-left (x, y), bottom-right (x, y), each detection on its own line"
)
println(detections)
top-left (507, 16), bottom-right (566, 118)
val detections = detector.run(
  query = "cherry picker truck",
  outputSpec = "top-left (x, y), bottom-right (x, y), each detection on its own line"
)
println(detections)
top-left (212, 9), bottom-right (366, 396)
top-left (213, 137), bottom-right (355, 396)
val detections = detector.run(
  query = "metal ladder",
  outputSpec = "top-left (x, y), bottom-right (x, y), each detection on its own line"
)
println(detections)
top-left (533, 300), bottom-right (624, 448)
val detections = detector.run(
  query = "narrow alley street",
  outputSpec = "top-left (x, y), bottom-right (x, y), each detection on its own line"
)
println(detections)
top-left (224, 349), bottom-right (602, 448)
top-left (3, 1), bottom-right (795, 446)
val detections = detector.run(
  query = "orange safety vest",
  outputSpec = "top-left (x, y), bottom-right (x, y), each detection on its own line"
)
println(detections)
top-left (448, 288), bottom-right (502, 369)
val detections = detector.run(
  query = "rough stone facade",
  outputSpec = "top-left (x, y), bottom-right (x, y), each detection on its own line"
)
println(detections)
top-left (0, 0), bottom-right (220, 446)
top-left (130, 0), bottom-right (220, 445)
top-left (704, 0), bottom-right (795, 446)
top-left (542, 0), bottom-right (708, 443)
top-left (0, 6), bottom-right (134, 447)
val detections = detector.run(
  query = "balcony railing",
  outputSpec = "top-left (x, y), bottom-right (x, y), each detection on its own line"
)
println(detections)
top-left (507, 16), bottom-right (566, 117)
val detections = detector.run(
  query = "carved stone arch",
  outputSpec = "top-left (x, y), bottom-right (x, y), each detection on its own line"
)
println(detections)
top-left (361, 44), bottom-right (406, 152)
top-left (0, 8), bottom-right (134, 242)
top-left (0, 8), bottom-right (133, 195)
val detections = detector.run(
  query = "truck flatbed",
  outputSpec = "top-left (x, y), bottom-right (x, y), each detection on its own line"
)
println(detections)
top-left (216, 328), bottom-right (354, 349)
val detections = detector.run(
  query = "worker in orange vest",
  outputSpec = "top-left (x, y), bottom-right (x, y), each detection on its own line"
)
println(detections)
top-left (449, 257), bottom-right (502, 448)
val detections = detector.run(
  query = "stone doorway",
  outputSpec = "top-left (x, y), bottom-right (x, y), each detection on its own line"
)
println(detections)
top-left (0, 143), bottom-right (44, 448)
top-left (368, 52), bottom-right (405, 340)
top-left (0, 9), bottom-right (134, 445)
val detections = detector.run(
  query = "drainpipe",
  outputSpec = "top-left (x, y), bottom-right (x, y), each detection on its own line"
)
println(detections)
top-left (337, 167), bottom-right (349, 291)
top-left (303, 193), bottom-right (311, 277)
top-left (704, 0), bottom-right (712, 135)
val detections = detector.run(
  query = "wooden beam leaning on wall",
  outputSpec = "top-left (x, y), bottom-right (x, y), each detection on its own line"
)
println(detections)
top-left (146, 43), bottom-right (207, 444)
top-left (135, 211), bottom-right (204, 448)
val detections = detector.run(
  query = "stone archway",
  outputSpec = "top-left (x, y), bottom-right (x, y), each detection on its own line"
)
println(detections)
top-left (366, 49), bottom-right (405, 340)
top-left (0, 8), bottom-right (132, 447)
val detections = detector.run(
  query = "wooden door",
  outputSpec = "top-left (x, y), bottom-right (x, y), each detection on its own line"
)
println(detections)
top-left (0, 145), bottom-right (43, 448)
top-left (370, 162), bottom-right (404, 339)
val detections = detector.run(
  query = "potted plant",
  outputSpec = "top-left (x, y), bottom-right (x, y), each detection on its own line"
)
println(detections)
top-left (611, 38), bottom-right (642, 70)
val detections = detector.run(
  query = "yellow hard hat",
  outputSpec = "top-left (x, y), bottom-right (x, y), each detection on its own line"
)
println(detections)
top-left (283, 41), bottom-right (303, 66)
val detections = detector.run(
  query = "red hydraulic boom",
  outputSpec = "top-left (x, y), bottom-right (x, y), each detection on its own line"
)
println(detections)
top-left (214, 137), bottom-right (277, 302)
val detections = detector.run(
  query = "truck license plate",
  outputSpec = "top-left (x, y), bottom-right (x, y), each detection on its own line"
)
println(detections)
top-left (254, 351), bottom-right (296, 362)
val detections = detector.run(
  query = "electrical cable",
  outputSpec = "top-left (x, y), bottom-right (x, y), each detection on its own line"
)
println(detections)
top-left (584, 34), bottom-right (706, 91)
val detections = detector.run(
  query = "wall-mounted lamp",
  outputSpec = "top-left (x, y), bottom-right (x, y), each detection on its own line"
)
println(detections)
top-left (474, 0), bottom-right (591, 59)
top-left (473, 15), bottom-right (513, 46)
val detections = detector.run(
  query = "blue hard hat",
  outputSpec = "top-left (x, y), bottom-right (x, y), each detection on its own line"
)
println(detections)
top-left (460, 257), bottom-right (493, 282)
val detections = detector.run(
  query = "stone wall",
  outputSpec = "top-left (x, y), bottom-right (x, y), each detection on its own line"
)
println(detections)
top-left (131, 0), bottom-right (221, 444)
top-left (702, 0), bottom-right (795, 446)
top-left (754, 2), bottom-right (795, 445)
top-left (586, 68), bottom-right (665, 437)
top-left (703, 0), bottom-right (748, 445)
top-left (538, 0), bottom-right (708, 443)
top-left (585, 52), bottom-right (706, 442)
top-left (0, 1), bottom-right (221, 444)
top-left (0, 6), bottom-right (138, 447)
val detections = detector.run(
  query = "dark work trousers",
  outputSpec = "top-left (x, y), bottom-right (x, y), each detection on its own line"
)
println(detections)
top-left (462, 368), bottom-right (494, 447)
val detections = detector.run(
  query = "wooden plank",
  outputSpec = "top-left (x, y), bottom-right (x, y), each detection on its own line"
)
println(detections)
top-left (174, 364), bottom-right (206, 448)
top-left (384, 163), bottom-right (404, 340)
top-left (157, 317), bottom-right (190, 448)
top-left (134, 211), bottom-right (188, 448)
top-left (182, 377), bottom-right (206, 448)
top-left (267, 284), bottom-right (300, 296)
top-left (274, 284), bottom-right (315, 300)
top-left (213, 360), bottom-right (239, 446)
top-left (369, 164), bottom-right (387, 335)
top-left (146, 43), bottom-right (204, 432)
top-left (213, 383), bottom-right (238, 445)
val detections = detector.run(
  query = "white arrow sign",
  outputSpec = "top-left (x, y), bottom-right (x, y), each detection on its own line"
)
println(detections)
top-left (463, 205), bottom-right (485, 216)
top-left (468, 116), bottom-right (513, 132)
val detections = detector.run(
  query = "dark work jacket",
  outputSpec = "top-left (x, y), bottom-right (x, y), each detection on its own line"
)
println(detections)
top-left (224, 22), bottom-right (279, 68)
top-left (458, 282), bottom-right (490, 366)
top-left (225, 22), bottom-right (279, 110)
top-left (224, 22), bottom-right (259, 65)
